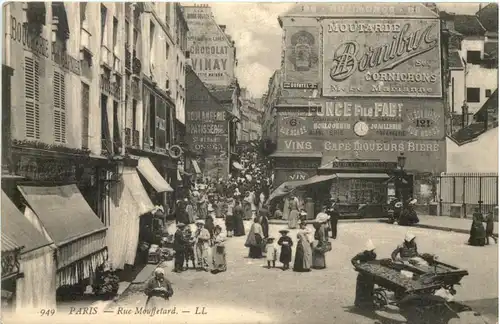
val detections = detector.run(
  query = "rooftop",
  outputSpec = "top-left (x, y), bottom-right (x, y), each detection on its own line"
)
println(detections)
top-left (477, 3), bottom-right (498, 32)
top-left (449, 51), bottom-right (465, 69)
top-left (453, 14), bottom-right (486, 36)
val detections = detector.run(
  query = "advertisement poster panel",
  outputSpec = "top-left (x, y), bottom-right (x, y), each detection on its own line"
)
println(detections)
top-left (322, 19), bottom-right (442, 97)
top-left (184, 6), bottom-right (236, 86)
top-left (277, 99), bottom-right (445, 140)
top-left (284, 26), bottom-right (320, 88)
top-left (185, 109), bottom-right (228, 154)
top-left (276, 138), bottom-right (446, 173)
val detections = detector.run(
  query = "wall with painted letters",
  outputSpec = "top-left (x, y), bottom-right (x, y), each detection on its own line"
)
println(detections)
top-left (183, 5), bottom-right (236, 87)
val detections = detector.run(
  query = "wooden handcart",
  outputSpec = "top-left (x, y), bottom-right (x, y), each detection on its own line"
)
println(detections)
top-left (354, 255), bottom-right (473, 323)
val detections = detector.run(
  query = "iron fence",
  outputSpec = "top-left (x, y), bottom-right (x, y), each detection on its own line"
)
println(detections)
top-left (438, 172), bottom-right (498, 217)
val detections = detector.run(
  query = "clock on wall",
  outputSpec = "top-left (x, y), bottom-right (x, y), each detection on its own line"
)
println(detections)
top-left (353, 121), bottom-right (369, 137)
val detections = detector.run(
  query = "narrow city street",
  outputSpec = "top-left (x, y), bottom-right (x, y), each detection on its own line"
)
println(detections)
top-left (104, 221), bottom-right (498, 324)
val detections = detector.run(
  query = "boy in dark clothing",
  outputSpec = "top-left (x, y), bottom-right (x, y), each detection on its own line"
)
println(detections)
top-left (173, 223), bottom-right (188, 272)
top-left (278, 229), bottom-right (293, 270)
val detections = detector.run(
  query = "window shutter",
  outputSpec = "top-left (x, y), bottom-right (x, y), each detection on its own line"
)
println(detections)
top-left (25, 57), bottom-right (41, 139)
top-left (53, 70), bottom-right (66, 143)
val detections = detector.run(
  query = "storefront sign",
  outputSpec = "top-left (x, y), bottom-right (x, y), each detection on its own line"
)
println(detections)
top-left (284, 26), bottom-right (320, 85)
top-left (14, 155), bottom-right (82, 181)
top-left (283, 82), bottom-right (318, 89)
top-left (288, 171), bottom-right (310, 181)
top-left (322, 19), bottom-right (441, 97)
top-left (278, 99), bottom-right (444, 140)
top-left (274, 159), bottom-right (320, 169)
top-left (10, 15), bottom-right (81, 75)
top-left (294, 3), bottom-right (437, 17)
top-left (185, 6), bottom-right (235, 86)
top-left (188, 135), bottom-right (228, 153)
top-left (324, 161), bottom-right (398, 170)
top-left (277, 138), bottom-right (446, 172)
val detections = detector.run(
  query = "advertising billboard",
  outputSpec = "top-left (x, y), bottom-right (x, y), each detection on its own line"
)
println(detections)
top-left (276, 138), bottom-right (446, 173)
top-left (185, 109), bottom-right (228, 154)
top-left (284, 26), bottom-right (320, 88)
top-left (184, 6), bottom-right (236, 86)
top-left (322, 19), bottom-right (442, 97)
top-left (277, 99), bottom-right (445, 140)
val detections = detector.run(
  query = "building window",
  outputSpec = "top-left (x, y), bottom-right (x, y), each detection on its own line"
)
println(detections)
top-left (466, 88), bottom-right (481, 103)
top-left (24, 56), bottom-right (41, 140)
top-left (82, 82), bottom-right (90, 149)
top-left (112, 17), bottom-right (118, 54)
top-left (53, 70), bottom-right (66, 143)
top-left (100, 5), bottom-right (107, 45)
top-left (165, 2), bottom-right (171, 26)
top-left (149, 22), bottom-right (155, 64)
top-left (466, 50), bottom-right (482, 64)
top-left (485, 89), bottom-right (492, 98)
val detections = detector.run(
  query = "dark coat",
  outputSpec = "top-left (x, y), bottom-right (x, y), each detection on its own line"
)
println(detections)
top-left (173, 229), bottom-right (187, 252)
top-left (278, 235), bottom-right (293, 263)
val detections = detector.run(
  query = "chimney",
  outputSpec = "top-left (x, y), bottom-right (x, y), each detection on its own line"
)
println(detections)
top-left (219, 25), bottom-right (226, 32)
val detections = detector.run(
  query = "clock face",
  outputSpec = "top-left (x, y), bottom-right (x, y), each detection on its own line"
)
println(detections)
top-left (353, 121), bottom-right (369, 137)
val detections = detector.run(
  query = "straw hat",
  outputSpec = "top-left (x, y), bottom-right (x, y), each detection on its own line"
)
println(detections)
top-left (279, 229), bottom-right (290, 234)
top-left (405, 232), bottom-right (416, 242)
top-left (365, 239), bottom-right (376, 251)
top-left (196, 220), bottom-right (205, 225)
top-left (395, 202), bottom-right (403, 208)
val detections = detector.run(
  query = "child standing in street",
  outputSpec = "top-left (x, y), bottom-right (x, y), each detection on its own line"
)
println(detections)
top-left (265, 237), bottom-right (277, 269)
top-left (278, 229), bottom-right (293, 270)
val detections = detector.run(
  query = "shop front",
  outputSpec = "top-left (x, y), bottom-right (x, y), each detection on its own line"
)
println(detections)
top-left (17, 184), bottom-right (107, 296)
top-left (1, 191), bottom-right (55, 312)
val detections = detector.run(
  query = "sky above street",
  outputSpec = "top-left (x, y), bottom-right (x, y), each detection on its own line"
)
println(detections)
top-left (202, 2), bottom-right (489, 97)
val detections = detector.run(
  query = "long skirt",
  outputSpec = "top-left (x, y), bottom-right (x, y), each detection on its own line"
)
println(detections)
top-left (212, 245), bottom-right (227, 272)
top-left (225, 215), bottom-right (235, 232)
top-left (469, 223), bottom-right (486, 246)
top-left (248, 235), bottom-right (263, 258)
top-left (233, 216), bottom-right (245, 237)
top-left (293, 245), bottom-right (311, 272)
top-left (354, 274), bottom-right (374, 307)
top-left (243, 204), bottom-right (252, 220)
top-left (280, 246), bottom-right (292, 264)
top-left (312, 249), bottom-right (326, 269)
top-left (288, 210), bottom-right (299, 229)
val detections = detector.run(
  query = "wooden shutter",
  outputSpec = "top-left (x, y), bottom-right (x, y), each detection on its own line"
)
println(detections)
top-left (53, 70), bottom-right (66, 143)
top-left (25, 57), bottom-right (40, 139)
top-left (81, 82), bottom-right (90, 148)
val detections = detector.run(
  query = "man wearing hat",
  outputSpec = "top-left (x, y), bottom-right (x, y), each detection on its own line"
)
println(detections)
top-left (195, 220), bottom-right (211, 271)
top-left (173, 223), bottom-right (188, 272)
top-left (326, 199), bottom-right (340, 239)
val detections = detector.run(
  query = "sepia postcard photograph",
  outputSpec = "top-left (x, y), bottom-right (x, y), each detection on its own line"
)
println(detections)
top-left (0, 1), bottom-right (498, 324)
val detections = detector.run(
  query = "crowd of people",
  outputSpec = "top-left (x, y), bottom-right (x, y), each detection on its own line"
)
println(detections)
top-left (468, 206), bottom-right (498, 246)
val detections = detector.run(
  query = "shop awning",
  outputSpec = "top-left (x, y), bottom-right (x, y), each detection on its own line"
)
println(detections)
top-left (122, 168), bottom-right (156, 215)
top-left (335, 173), bottom-right (390, 179)
top-left (267, 180), bottom-right (304, 203)
top-left (1, 191), bottom-right (52, 254)
top-left (269, 152), bottom-right (323, 158)
top-left (299, 174), bottom-right (337, 186)
top-left (137, 157), bottom-right (174, 192)
top-left (192, 159), bottom-right (201, 174)
top-left (17, 185), bottom-right (108, 286)
top-left (232, 161), bottom-right (244, 170)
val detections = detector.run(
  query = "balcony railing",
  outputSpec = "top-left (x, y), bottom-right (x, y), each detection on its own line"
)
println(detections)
top-left (100, 45), bottom-right (112, 67)
top-left (125, 48), bottom-right (142, 75)
top-left (80, 28), bottom-right (91, 52)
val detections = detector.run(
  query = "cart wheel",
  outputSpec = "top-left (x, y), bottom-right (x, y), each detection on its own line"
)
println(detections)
top-left (373, 288), bottom-right (388, 308)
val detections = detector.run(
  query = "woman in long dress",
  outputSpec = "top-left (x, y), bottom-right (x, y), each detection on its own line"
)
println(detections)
top-left (233, 199), bottom-right (246, 237)
top-left (293, 231), bottom-right (312, 272)
top-left (245, 218), bottom-right (264, 258)
top-left (468, 209), bottom-right (486, 246)
top-left (211, 225), bottom-right (227, 273)
top-left (186, 199), bottom-right (195, 224)
top-left (144, 268), bottom-right (173, 309)
top-left (288, 196), bottom-right (299, 229)
top-left (312, 213), bottom-right (330, 269)
top-left (351, 240), bottom-right (377, 308)
top-left (282, 197), bottom-right (290, 221)
top-left (243, 193), bottom-right (253, 220)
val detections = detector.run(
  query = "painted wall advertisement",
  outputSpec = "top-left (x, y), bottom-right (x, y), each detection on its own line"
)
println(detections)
top-left (322, 19), bottom-right (442, 97)
top-left (276, 138), bottom-right (446, 173)
top-left (185, 110), bottom-right (228, 154)
top-left (184, 6), bottom-right (235, 86)
top-left (284, 26), bottom-right (320, 89)
top-left (277, 99), bottom-right (445, 140)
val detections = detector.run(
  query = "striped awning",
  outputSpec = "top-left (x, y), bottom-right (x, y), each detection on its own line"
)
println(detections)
top-left (17, 185), bottom-right (108, 284)
top-left (137, 157), bottom-right (174, 192)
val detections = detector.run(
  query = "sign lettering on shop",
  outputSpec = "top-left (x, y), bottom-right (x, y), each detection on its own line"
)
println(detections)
top-left (328, 161), bottom-right (398, 169)
top-left (278, 100), bottom-right (444, 140)
top-left (322, 19), bottom-right (441, 97)
top-left (10, 16), bottom-right (81, 75)
top-left (280, 139), bottom-right (441, 153)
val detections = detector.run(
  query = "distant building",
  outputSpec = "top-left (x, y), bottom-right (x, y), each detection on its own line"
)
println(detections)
top-left (240, 88), bottom-right (263, 142)
top-left (442, 4), bottom-right (498, 132)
